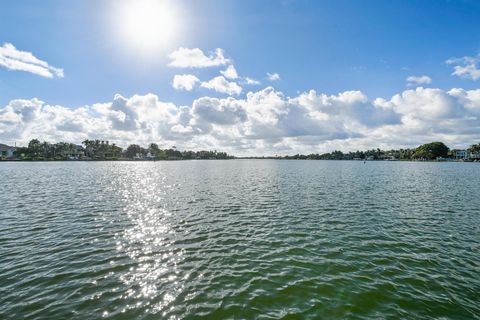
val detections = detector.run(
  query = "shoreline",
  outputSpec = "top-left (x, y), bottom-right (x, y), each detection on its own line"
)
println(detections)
top-left (3, 140), bottom-right (479, 163)
top-left (1, 158), bottom-right (478, 163)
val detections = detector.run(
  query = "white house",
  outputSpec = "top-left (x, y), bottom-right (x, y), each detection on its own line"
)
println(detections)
top-left (145, 152), bottom-right (155, 160)
top-left (453, 149), bottom-right (468, 160)
top-left (470, 152), bottom-right (480, 160)
top-left (0, 144), bottom-right (16, 158)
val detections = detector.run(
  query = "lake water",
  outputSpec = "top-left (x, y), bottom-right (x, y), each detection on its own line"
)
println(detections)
top-left (0, 160), bottom-right (479, 319)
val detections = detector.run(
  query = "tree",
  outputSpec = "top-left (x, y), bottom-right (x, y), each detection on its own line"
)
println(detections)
top-left (82, 140), bottom-right (94, 158)
top-left (27, 139), bottom-right (43, 158)
top-left (110, 143), bottom-right (122, 158)
top-left (413, 142), bottom-right (449, 160)
top-left (148, 143), bottom-right (160, 156)
top-left (42, 141), bottom-right (50, 158)
top-left (468, 143), bottom-right (480, 153)
top-left (125, 144), bottom-right (144, 159)
top-left (165, 148), bottom-right (182, 159)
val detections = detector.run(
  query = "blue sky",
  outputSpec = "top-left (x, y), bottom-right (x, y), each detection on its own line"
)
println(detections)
top-left (1, 0), bottom-right (480, 154)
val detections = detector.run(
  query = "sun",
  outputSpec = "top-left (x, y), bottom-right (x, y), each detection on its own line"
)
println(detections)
top-left (115, 0), bottom-right (179, 53)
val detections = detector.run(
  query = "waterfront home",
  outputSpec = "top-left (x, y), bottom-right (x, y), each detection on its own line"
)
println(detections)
top-left (134, 152), bottom-right (156, 160)
top-left (145, 152), bottom-right (155, 160)
top-left (385, 155), bottom-right (399, 161)
top-left (436, 156), bottom-right (453, 162)
top-left (67, 146), bottom-right (84, 160)
top-left (470, 152), bottom-right (480, 160)
top-left (0, 144), bottom-right (16, 158)
top-left (72, 145), bottom-right (85, 159)
top-left (134, 152), bottom-right (155, 160)
top-left (453, 149), bottom-right (468, 160)
top-left (64, 145), bottom-right (85, 160)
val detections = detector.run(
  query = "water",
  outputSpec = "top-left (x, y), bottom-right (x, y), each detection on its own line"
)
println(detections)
top-left (0, 160), bottom-right (479, 319)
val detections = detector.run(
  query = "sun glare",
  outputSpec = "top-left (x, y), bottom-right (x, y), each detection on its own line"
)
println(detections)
top-left (116, 0), bottom-right (178, 53)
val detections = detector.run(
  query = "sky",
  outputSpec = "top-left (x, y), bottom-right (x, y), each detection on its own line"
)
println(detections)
top-left (1, 0), bottom-right (480, 155)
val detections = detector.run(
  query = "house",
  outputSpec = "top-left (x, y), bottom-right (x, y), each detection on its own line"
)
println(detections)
top-left (436, 156), bottom-right (452, 162)
top-left (55, 144), bottom-right (85, 160)
top-left (453, 149), bottom-right (468, 160)
top-left (67, 145), bottom-right (85, 160)
top-left (134, 153), bottom-right (144, 160)
top-left (0, 144), bottom-right (16, 158)
top-left (145, 152), bottom-right (155, 160)
top-left (134, 152), bottom-right (155, 160)
top-left (470, 152), bottom-right (480, 160)
top-left (385, 155), bottom-right (399, 161)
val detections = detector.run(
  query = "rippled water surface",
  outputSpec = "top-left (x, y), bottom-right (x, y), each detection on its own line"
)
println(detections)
top-left (1, 160), bottom-right (479, 319)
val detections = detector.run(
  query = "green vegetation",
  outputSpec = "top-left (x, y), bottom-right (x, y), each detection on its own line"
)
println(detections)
top-left (468, 143), bottom-right (480, 154)
top-left (282, 148), bottom-right (415, 160)
top-left (3, 139), bottom-right (480, 161)
top-left (412, 142), bottom-right (449, 160)
top-left (82, 140), bottom-right (123, 160)
top-left (258, 141), bottom-right (479, 161)
top-left (11, 139), bottom-right (233, 161)
top-left (14, 139), bottom-right (85, 161)
top-left (125, 143), bottom-right (232, 160)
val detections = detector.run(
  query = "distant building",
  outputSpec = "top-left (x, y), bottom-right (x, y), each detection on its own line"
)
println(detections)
top-left (470, 152), bottom-right (480, 160)
top-left (145, 152), bottom-right (155, 160)
top-left (67, 145), bottom-right (85, 160)
top-left (453, 149), bottom-right (468, 160)
top-left (436, 156), bottom-right (452, 162)
top-left (0, 144), bottom-right (16, 158)
top-left (132, 152), bottom-right (155, 160)
top-left (385, 155), bottom-right (399, 161)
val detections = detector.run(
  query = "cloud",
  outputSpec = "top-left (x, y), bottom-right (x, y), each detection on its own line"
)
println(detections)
top-left (2, 87), bottom-right (480, 156)
top-left (200, 76), bottom-right (242, 95)
top-left (220, 64), bottom-right (262, 86)
top-left (243, 77), bottom-right (261, 85)
top-left (0, 43), bottom-right (64, 78)
top-left (446, 55), bottom-right (480, 80)
top-left (172, 74), bottom-right (200, 91)
top-left (192, 97), bottom-right (247, 125)
top-left (406, 75), bottom-right (432, 86)
top-left (220, 65), bottom-right (238, 79)
top-left (168, 48), bottom-right (229, 68)
top-left (267, 72), bottom-right (280, 81)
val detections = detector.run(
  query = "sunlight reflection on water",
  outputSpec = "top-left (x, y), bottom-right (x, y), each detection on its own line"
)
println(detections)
top-left (114, 167), bottom-right (184, 316)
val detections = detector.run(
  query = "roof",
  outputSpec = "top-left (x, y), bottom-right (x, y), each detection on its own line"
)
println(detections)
top-left (0, 144), bottom-right (15, 152)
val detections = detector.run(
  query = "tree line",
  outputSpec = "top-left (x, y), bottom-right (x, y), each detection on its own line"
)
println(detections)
top-left (6, 139), bottom-right (480, 161)
top-left (281, 142), bottom-right (479, 161)
top-left (12, 139), bottom-right (233, 160)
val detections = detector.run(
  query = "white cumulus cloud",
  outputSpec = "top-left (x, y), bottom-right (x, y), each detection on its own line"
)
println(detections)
top-left (243, 77), bottom-right (261, 85)
top-left (406, 75), bottom-right (432, 86)
top-left (446, 55), bottom-right (480, 81)
top-left (201, 76), bottom-right (242, 95)
top-left (220, 65), bottom-right (238, 79)
top-left (0, 43), bottom-right (64, 78)
top-left (172, 74), bottom-right (200, 91)
top-left (2, 87), bottom-right (480, 156)
top-left (267, 72), bottom-right (280, 81)
top-left (168, 47), bottom-right (229, 68)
